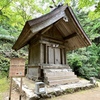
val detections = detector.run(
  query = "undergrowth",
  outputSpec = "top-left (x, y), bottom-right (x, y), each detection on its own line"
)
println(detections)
top-left (0, 77), bottom-right (9, 100)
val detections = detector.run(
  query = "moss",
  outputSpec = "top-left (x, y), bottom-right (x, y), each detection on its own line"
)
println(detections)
top-left (65, 88), bottom-right (74, 94)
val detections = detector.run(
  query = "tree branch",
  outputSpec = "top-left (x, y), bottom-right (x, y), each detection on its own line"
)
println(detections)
top-left (0, 0), bottom-right (12, 11)
top-left (52, 0), bottom-right (57, 7)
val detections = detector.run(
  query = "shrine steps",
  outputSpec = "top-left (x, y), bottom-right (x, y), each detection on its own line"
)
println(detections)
top-left (43, 69), bottom-right (79, 86)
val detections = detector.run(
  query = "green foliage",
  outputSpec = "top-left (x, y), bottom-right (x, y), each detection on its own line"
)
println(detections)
top-left (0, 38), bottom-right (28, 78)
top-left (0, 77), bottom-right (9, 91)
top-left (0, 77), bottom-right (9, 99)
top-left (0, 71), bottom-right (8, 79)
top-left (77, 0), bottom-right (100, 19)
top-left (78, 67), bottom-right (98, 79)
top-left (78, 0), bottom-right (95, 8)
top-left (0, 57), bottom-right (9, 71)
top-left (88, 11), bottom-right (100, 20)
top-left (0, 27), bottom-right (15, 43)
top-left (0, 54), bottom-right (9, 77)
top-left (75, 10), bottom-right (100, 40)
top-left (68, 43), bottom-right (100, 79)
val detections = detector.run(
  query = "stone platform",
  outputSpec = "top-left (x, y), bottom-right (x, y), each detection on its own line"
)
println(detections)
top-left (12, 77), bottom-right (98, 100)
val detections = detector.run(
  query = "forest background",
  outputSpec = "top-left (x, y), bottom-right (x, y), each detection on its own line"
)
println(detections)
top-left (0, 0), bottom-right (100, 80)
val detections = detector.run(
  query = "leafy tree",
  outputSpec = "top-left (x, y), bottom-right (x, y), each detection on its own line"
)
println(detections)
top-left (78, 0), bottom-right (100, 19)
top-left (65, 0), bottom-right (100, 19)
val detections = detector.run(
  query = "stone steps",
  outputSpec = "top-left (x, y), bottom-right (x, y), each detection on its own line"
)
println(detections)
top-left (45, 75), bottom-right (77, 80)
top-left (44, 71), bottom-right (75, 76)
top-left (44, 69), bottom-right (79, 86)
top-left (48, 78), bottom-right (79, 86)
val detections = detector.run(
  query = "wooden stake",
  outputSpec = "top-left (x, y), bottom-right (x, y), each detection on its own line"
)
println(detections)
top-left (9, 77), bottom-right (12, 100)
top-left (19, 77), bottom-right (22, 100)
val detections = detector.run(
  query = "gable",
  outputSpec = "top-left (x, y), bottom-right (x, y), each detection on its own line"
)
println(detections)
top-left (43, 26), bottom-right (64, 40)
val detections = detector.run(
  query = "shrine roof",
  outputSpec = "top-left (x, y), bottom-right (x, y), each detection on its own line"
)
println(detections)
top-left (12, 5), bottom-right (91, 51)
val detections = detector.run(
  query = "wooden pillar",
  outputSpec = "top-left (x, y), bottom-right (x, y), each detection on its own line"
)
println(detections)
top-left (19, 78), bottom-right (22, 100)
top-left (64, 48), bottom-right (66, 64)
top-left (9, 77), bottom-right (12, 100)
top-left (40, 43), bottom-right (43, 65)
top-left (45, 45), bottom-right (48, 64)
top-left (43, 44), bottom-right (49, 64)
top-left (60, 48), bottom-right (63, 64)
top-left (61, 48), bottom-right (65, 65)
top-left (54, 48), bottom-right (55, 64)
top-left (27, 45), bottom-right (30, 76)
top-left (47, 46), bottom-right (49, 64)
top-left (28, 45), bottom-right (30, 64)
top-left (40, 43), bottom-right (43, 79)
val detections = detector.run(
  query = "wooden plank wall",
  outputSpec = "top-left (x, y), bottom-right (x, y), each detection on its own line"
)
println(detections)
top-left (29, 43), bottom-right (40, 65)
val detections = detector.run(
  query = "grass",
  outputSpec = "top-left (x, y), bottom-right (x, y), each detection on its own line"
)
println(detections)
top-left (0, 77), bottom-right (9, 100)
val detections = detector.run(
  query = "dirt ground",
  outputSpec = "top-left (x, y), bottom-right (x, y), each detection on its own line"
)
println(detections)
top-left (3, 82), bottom-right (100, 100)
top-left (48, 82), bottom-right (100, 100)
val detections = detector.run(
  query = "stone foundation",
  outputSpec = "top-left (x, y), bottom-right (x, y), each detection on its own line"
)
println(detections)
top-left (12, 77), bottom-right (98, 100)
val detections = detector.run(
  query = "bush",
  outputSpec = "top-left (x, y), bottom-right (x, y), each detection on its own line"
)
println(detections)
top-left (0, 55), bottom-right (9, 72)
top-left (0, 71), bottom-right (8, 79)
top-left (78, 67), bottom-right (98, 79)
top-left (67, 44), bottom-right (100, 79)
top-left (0, 54), bottom-right (10, 78)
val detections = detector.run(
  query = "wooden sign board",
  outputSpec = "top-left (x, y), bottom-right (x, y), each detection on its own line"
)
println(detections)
top-left (9, 58), bottom-right (25, 77)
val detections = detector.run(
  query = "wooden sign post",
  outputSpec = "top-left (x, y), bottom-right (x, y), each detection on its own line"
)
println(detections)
top-left (9, 58), bottom-right (25, 100)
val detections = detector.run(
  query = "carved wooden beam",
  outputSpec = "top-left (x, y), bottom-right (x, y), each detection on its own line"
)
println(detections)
top-left (64, 32), bottom-right (77, 41)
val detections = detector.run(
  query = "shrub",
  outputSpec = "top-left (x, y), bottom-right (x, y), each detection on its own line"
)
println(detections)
top-left (67, 44), bottom-right (100, 79)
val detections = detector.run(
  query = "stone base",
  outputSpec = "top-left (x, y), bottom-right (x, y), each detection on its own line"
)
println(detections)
top-left (12, 77), bottom-right (98, 100)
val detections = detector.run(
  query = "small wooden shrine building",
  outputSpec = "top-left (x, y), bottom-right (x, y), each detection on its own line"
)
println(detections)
top-left (12, 5), bottom-right (91, 86)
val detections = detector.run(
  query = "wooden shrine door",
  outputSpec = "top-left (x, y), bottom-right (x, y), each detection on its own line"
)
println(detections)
top-left (48, 46), bottom-right (61, 64)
